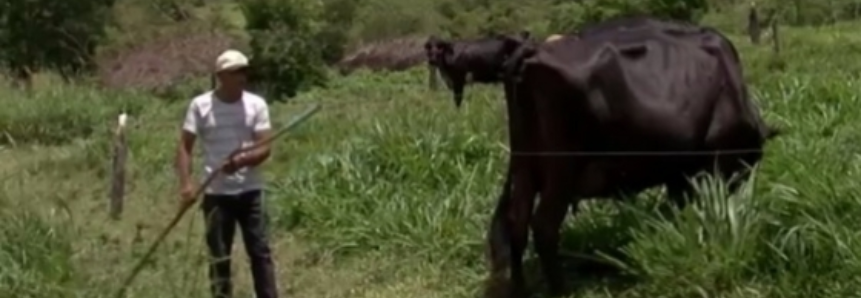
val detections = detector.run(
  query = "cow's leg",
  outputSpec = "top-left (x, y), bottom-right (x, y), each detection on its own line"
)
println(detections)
top-left (507, 178), bottom-right (536, 297)
top-left (486, 171), bottom-right (537, 298)
top-left (486, 169), bottom-right (514, 297)
top-left (532, 178), bottom-right (571, 296)
top-left (452, 74), bottom-right (466, 108)
top-left (665, 176), bottom-right (694, 210)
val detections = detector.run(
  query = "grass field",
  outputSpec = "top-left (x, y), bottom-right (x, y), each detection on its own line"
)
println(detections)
top-left (3, 17), bottom-right (861, 298)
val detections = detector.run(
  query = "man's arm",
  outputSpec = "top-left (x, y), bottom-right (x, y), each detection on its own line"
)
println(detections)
top-left (239, 101), bottom-right (272, 168)
top-left (175, 101), bottom-right (198, 185)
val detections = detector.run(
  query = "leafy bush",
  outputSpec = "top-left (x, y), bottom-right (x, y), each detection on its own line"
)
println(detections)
top-left (0, 0), bottom-right (113, 83)
top-left (241, 0), bottom-right (328, 100)
top-left (315, 0), bottom-right (360, 64)
top-left (549, 0), bottom-right (710, 33)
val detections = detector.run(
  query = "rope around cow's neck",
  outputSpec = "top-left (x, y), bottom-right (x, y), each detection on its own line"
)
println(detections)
top-left (112, 103), bottom-right (321, 298)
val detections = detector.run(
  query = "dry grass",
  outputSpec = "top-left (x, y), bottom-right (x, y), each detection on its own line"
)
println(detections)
top-left (335, 36), bottom-right (429, 75)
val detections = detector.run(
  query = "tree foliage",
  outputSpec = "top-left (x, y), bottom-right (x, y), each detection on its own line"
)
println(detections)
top-left (0, 0), bottom-right (113, 84)
top-left (241, 0), bottom-right (328, 100)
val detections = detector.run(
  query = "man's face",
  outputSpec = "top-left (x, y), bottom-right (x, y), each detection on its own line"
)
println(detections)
top-left (217, 67), bottom-right (248, 90)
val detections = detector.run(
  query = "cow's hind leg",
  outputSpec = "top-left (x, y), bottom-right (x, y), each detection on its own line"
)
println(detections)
top-left (532, 182), bottom-right (571, 296)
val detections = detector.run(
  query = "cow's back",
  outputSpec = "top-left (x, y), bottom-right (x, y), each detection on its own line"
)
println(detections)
top-left (576, 19), bottom-right (769, 146)
top-left (452, 38), bottom-right (513, 81)
top-left (517, 26), bottom-right (759, 196)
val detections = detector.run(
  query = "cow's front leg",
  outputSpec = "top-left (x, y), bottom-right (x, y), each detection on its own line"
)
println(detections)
top-left (532, 178), bottom-right (571, 296)
top-left (440, 70), bottom-right (467, 108)
top-left (506, 176), bottom-right (536, 298)
top-left (452, 77), bottom-right (466, 108)
top-left (665, 176), bottom-right (694, 210)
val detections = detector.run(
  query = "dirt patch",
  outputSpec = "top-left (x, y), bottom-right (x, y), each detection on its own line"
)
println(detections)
top-left (97, 31), bottom-right (238, 92)
top-left (336, 36), bottom-right (429, 75)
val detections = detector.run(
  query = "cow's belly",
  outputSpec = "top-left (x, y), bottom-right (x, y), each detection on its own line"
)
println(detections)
top-left (470, 70), bottom-right (500, 83)
top-left (568, 158), bottom-right (694, 198)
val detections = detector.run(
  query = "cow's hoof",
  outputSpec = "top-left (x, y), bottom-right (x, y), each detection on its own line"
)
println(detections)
top-left (483, 275), bottom-right (529, 298)
top-left (511, 285), bottom-right (529, 298)
top-left (547, 284), bottom-right (565, 297)
top-left (483, 274), bottom-right (508, 298)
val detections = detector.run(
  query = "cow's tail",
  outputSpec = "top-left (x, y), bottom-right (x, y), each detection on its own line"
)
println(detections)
top-left (485, 167), bottom-right (513, 293)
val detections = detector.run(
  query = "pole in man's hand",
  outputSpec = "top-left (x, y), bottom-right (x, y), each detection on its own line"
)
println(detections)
top-left (112, 103), bottom-right (321, 298)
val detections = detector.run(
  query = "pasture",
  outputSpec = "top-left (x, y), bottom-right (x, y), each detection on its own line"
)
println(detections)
top-left (2, 12), bottom-right (861, 298)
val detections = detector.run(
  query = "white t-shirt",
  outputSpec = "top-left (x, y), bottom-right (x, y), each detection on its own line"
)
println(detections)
top-left (182, 90), bottom-right (271, 195)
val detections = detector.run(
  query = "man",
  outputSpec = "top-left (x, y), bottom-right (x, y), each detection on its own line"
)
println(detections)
top-left (175, 49), bottom-right (278, 298)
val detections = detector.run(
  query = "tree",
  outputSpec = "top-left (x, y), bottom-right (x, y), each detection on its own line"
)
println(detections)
top-left (0, 0), bottom-right (113, 86)
top-left (241, 0), bottom-right (328, 100)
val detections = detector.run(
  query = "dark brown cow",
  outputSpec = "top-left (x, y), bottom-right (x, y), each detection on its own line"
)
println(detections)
top-left (484, 18), bottom-right (781, 298)
top-left (424, 31), bottom-right (531, 108)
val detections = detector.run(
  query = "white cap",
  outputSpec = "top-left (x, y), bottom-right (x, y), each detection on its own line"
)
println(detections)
top-left (545, 34), bottom-right (564, 43)
top-left (215, 49), bottom-right (249, 73)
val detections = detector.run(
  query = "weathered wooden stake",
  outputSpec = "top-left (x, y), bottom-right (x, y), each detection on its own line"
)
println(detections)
top-left (748, 2), bottom-right (761, 44)
top-left (109, 112), bottom-right (128, 220)
top-left (771, 18), bottom-right (780, 54)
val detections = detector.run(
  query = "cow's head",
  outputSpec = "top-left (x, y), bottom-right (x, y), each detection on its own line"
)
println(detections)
top-left (496, 31), bottom-right (532, 55)
top-left (501, 38), bottom-right (540, 109)
top-left (499, 31), bottom-right (541, 83)
top-left (424, 36), bottom-right (455, 68)
top-left (493, 31), bottom-right (534, 83)
top-left (502, 43), bottom-right (537, 82)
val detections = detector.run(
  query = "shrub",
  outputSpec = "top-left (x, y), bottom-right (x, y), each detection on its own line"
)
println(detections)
top-left (241, 0), bottom-right (328, 100)
top-left (0, 0), bottom-right (113, 83)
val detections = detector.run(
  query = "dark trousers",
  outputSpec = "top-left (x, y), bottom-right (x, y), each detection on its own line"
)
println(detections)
top-left (201, 189), bottom-right (278, 298)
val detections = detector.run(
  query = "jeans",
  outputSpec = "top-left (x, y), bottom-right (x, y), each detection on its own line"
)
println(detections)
top-left (201, 189), bottom-right (278, 298)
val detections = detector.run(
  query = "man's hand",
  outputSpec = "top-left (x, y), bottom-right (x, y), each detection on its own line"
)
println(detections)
top-left (179, 182), bottom-right (197, 207)
top-left (220, 153), bottom-right (246, 174)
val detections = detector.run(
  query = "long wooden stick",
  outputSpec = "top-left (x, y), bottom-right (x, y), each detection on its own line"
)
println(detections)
top-left (113, 103), bottom-right (321, 298)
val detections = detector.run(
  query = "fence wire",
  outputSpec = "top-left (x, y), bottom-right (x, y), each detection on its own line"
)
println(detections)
top-left (122, 93), bottom-right (774, 157)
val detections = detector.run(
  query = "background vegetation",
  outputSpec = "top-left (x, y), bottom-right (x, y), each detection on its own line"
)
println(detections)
top-left (2, 0), bottom-right (861, 297)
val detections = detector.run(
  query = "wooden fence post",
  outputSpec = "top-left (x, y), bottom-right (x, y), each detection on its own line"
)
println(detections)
top-left (110, 112), bottom-right (128, 220)
top-left (748, 3), bottom-right (761, 44)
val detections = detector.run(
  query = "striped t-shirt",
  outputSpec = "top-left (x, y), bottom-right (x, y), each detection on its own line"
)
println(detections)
top-left (182, 90), bottom-right (271, 195)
